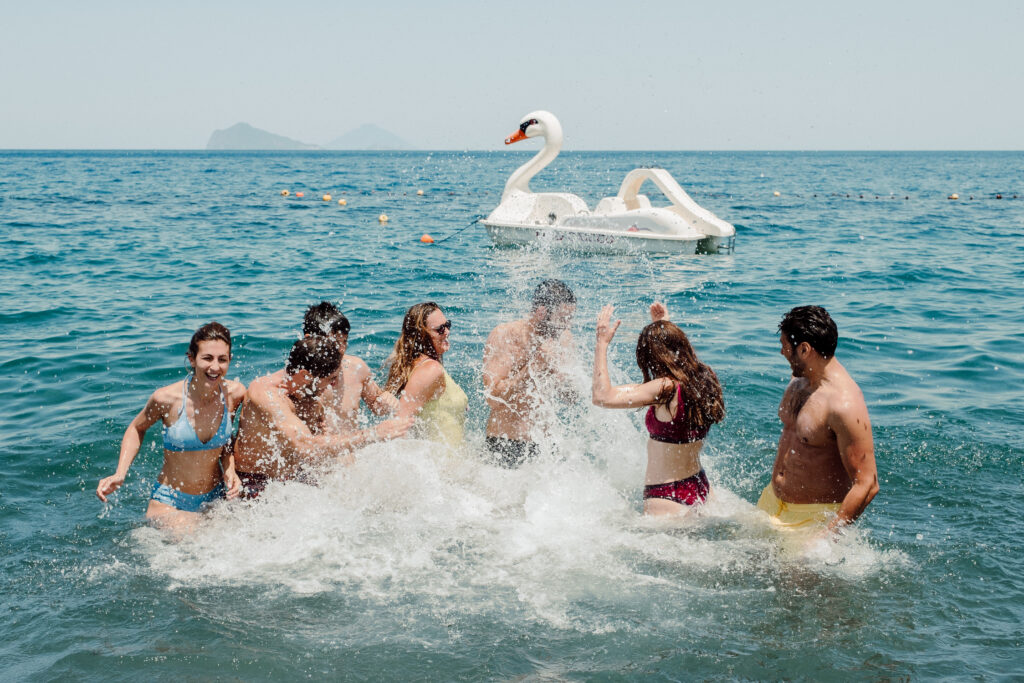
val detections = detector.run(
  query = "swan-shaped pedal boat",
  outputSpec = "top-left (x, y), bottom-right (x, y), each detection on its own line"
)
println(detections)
top-left (482, 111), bottom-right (736, 254)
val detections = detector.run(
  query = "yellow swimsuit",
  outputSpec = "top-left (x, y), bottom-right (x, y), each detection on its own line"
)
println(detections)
top-left (756, 484), bottom-right (842, 529)
top-left (414, 367), bottom-right (467, 446)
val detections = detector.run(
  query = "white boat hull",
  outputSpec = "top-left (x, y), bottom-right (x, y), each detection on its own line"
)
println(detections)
top-left (484, 221), bottom-right (733, 255)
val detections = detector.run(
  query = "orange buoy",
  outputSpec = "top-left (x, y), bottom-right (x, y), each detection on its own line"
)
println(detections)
top-left (420, 234), bottom-right (434, 243)
top-left (296, 191), bottom-right (304, 198)
top-left (338, 198), bottom-right (347, 206)
top-left (323, 194), bottom-right (332, 202)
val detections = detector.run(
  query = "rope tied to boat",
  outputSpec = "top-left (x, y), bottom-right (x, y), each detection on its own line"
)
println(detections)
top-left (433, 215), bottom-right (484, 244)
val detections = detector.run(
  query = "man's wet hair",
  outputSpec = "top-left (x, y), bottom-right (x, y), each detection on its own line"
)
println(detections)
top-left (303, 301), bottom-right (350, 337)
top-left (286, 336), bottom-right (341, 378)
top-left (778, 306), bottom-right (838, 358)
top-left (532, 279), bottom-right (576, 311)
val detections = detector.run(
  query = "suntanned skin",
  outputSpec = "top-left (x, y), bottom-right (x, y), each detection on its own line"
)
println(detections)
top-left (394, 309), bottom-right (451, 421)
top-left (482, 303), bottom-right (576, 441)
top-left (773, 334), bottom-right (879, 533)
top-left (96, 339), bottom-right (246, 533)
top-left (233, 367), bottom-right (411, 480)
top-left (592, 303), bottom-right (706, 516)
top-left (316, 332), bottom-right (398, 432)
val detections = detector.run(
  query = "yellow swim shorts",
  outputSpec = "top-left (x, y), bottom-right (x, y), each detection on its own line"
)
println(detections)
top-left (756, 484), bottom-right (841, 529)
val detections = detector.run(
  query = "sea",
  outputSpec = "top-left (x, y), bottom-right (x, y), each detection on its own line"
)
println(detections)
top-left (1, 149), bottom-right (1022, 680)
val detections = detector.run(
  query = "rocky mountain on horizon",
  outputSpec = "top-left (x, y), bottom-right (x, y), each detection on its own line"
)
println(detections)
top-left (206, 123), bottom-right (321, 150)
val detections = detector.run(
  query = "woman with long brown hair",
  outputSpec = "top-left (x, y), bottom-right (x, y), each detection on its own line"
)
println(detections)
top-left (592, 302), bottom-right (725, 515)
top-left (385, 302), bottom-right (467, 446)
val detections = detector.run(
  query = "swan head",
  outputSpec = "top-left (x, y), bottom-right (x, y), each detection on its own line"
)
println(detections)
top-left (505, 110), bottom-right (562, 145)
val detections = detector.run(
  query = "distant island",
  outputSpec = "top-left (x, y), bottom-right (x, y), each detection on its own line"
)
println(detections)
top-left (206, 122), bottom-right (415, 150)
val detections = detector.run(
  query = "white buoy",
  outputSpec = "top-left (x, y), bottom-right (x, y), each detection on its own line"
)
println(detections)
top-left (378, 213), bottom-right (389, 223)
top-left (338, 198), bottom-right (347, 206)
top-left (416, 189), bottom-right (424, 196)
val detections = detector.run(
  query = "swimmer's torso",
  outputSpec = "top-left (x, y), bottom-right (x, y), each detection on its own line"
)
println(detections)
top-left (155, 379), bottom-right (235, 495)
top-left (644, 389), bottom-right (705, 485)
top-left (415, 368), bottom-right (467, 446)
top-left (484, 320), bottom-right (568, 441)
top-left (773, 377), bottom-right (852, 503)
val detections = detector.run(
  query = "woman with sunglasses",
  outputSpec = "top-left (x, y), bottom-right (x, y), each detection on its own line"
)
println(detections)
top-left (384, 302), bottom-right (467, 446)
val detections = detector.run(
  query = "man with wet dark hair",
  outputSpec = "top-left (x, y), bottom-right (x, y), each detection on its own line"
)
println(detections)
top-left (758, 305), bottom-right (878, 535)
top-left (482, 279), bottom-right (579, 467)
top-left (233, 336), bottom-right (411, 497)
top-left (302, 301), bottom-right (397, 430)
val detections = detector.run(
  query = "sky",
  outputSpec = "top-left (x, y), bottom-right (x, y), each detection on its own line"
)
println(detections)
top-left (1, 0), bottom-right (1022, 150)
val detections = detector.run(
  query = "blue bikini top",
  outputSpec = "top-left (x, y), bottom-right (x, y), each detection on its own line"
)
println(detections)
top-left (163, 375), bottom-right (232, 452)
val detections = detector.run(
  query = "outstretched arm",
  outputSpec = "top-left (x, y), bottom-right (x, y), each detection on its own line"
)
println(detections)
top-left (827, 396), bottom-right (878, 533)
top-left (260, 385), bottom-right (411, 460)
top-left (97, 392), bottom-right (166, 501)
top-left (591, 304), bottom-right (672, 409)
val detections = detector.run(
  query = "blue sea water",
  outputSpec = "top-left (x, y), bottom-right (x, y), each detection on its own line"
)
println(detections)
top-left (1, 149), bottom-right (1022, 680)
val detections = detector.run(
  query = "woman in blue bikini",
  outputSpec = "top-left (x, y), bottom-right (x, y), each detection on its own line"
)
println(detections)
top-left (96, 322), bottom-right (246, 532)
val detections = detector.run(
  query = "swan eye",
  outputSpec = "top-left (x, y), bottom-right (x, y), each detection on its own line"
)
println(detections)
top-left (519, 119), bottom-right (539, 133)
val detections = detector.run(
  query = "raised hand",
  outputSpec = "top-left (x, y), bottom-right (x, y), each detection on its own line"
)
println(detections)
top-left (596, 304), bottom-right (622, 345)
top-left (649, 301), bottom-right (669, 322)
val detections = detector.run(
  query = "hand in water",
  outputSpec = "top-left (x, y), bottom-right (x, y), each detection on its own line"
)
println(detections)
top-left (650, 301), bottom-right (669, 322)
top-left (375, 415), bottom-right (414, 441)
top-left (96, 473), bottom-right (125, 502)
top-left (596, 304), bottom-right (621, 344)
top-left (222, 468), bottom-right (242, 500)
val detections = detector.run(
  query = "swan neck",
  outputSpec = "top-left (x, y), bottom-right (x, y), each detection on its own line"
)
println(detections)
top-left (502, 130), bottom-right (562, 201)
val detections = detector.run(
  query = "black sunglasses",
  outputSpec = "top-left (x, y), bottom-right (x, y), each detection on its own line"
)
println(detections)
top-left (432, 320), bottom-right (452, 334)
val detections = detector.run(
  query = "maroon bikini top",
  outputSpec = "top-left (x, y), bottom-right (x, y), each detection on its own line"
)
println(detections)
top-left (645, 383), bottom-right (710, 444)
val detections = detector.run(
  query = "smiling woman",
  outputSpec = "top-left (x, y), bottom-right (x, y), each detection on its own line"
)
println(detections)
top-left (385, 302), bottom-right (468, 446)
top-left (95, 322), bottom-right (247, 533)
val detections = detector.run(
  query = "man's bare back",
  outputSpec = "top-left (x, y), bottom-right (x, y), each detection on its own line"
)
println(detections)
top-left (233, 370), bottom-right (327, 479)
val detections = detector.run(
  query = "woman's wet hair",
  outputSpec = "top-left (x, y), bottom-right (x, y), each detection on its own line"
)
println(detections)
top-left (532, 279), bottom-right (576, 311)
top-left (778, 305), bottom-right (838, 358)
top-left (385, 302), bottom-right (441, 394)
top-left (303, 301), bottom-right (351, 337)
top-left (635, 321), bottom-right (725, 428)
top-left (188, 321), bottom-right (232, 359)
top-left (286, 336), bottom-right (341, 378)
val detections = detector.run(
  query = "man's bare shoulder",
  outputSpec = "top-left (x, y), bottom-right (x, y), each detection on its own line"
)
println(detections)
top-left (150, 382), bottom-right (182, 410)
top-left (342, 354), bottom-right (371, 380)
top-left (245, 373), bottom-right (283, 404)
top-left (487, 319), bottom-right (527, 345)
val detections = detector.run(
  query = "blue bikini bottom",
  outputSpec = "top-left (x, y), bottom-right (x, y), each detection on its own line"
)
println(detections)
top-left (150, 481), bottom-right (225, 513)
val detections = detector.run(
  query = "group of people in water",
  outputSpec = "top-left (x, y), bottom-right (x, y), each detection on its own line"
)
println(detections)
top-left (96, 279), bottom-right (879, 539)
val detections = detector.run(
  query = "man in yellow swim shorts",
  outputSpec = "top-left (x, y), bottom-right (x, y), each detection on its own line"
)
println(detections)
top-left (759, 306), bottom-right (879, 535)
